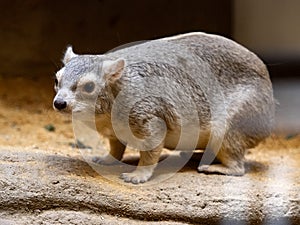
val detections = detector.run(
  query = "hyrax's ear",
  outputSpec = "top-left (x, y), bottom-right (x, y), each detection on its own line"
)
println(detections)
top-left (63, 46), bottom-right (77, 65)
top-left (102, 58), bottom-right (125, 82)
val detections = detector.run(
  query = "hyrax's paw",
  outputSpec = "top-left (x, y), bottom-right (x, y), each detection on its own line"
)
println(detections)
top-left (92, 154), bottom-right (119, 165)
top-left (198, 164), bottom-right (245, 176)
top-left (120, 167), bottom-right (154, 184)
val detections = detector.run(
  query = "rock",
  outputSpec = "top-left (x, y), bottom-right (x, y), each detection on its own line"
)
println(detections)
top-left (44, 124), bottom-right (55, 132)
top-left (0, 141), bottom-right (299, 224)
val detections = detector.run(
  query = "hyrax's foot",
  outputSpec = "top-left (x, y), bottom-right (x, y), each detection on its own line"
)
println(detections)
top-left (92, 154), bottom-right (120, 165)
top-left (120, 166), bottom-right (155, 184)
top-left (198, 163), bottom-right (245, 176)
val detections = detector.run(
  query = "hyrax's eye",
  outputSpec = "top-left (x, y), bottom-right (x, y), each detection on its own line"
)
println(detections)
top-left (54, 78), bottom-right (58, 86)
top-left (83, 82), bottom-right (95, 93)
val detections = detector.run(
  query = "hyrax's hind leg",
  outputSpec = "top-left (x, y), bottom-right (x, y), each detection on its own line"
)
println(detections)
top-left (198, 130), bottom-right (246, 176)
top-left (198, 146), bottom-right (245, 176)
top-left (93, 138), bottom-right (126, 165)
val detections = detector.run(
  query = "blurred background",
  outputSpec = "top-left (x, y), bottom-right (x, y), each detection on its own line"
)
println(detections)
top-left (0, 0), bottom-right (299, 133)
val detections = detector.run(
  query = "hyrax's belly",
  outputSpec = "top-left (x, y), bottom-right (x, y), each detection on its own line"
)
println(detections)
top-left (164, 129), bottom-right (210, 150)
top-left (96, 114), bottom-right (210, 150)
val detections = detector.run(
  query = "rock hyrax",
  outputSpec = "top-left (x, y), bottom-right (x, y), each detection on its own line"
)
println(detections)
top-left (53, 32), bottom-right (275, 184)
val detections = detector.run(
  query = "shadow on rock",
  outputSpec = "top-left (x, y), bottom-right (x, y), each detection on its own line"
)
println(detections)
top-left (44, 154), bottom-right (100, 178)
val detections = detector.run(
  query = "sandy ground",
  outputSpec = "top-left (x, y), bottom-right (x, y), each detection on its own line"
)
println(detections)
top-left (0, 76), bottom-right (74, 150)
top-left (0, 76), bottom-right (299, 224)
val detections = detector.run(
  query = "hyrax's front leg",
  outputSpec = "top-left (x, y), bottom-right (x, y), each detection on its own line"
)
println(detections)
top-left (119, 103), bottom-right (166, 184)
top-left (93, 138), bottom-right (126, 165)
top-left (121, 143), bottom-right (163, 184)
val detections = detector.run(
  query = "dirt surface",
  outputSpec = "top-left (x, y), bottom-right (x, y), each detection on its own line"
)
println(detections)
top-left (0, 76), bottom-right (299, 224)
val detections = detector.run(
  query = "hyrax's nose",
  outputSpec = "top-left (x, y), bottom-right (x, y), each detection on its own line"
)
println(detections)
top-left (54, 99), bottom-right (67, 110)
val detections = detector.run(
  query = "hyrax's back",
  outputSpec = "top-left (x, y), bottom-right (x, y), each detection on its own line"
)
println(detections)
top-left (106, 32), bottom-right (275, 177)
top-left (107, 32), bottom-right (273, 105)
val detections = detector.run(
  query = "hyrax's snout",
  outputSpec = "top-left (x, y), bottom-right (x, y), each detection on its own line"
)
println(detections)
top-left (53, 99), bottom-right (67, 110)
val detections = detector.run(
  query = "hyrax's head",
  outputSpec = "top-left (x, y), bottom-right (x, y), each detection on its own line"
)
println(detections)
top-left (53, 46), bottom-right (125, 113)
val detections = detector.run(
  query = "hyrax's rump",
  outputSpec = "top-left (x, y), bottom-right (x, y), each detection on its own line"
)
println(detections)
top-left (53, 32), bottom-right (275, 184)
